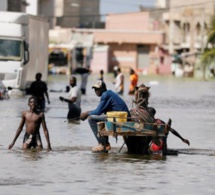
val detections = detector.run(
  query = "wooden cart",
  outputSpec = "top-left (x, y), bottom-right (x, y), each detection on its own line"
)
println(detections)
top-left (97, 118), bottom-right (172, 155)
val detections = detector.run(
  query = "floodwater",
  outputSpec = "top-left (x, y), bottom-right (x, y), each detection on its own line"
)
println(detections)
top-left (0, 74), bottom-right (215, 195)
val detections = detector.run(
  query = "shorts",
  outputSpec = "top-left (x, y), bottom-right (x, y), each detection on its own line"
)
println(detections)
top-left (23, 133), bottom-right (42, 148)
top-left (67, 103), bottom-right (81, 119)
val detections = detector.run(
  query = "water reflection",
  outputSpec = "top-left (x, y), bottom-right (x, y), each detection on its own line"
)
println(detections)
top-left (22, 149), bottom-right (45, 161)
top-left (93, 152), bottom-right (167, 163)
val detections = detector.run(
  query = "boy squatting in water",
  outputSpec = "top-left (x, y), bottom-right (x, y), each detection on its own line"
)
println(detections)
top-left (8, 96), bottom-right (52, 150)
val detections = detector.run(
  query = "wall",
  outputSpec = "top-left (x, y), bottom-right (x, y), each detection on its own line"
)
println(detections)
top-left (90, 46), bottom-right (109, 73)
top-left (157, 48), bottom-right (172, 74)
top-left (106, 12), bottom-right (150, 31)
top-left (62, 0), bottom-right (80, 28)
top-left (94, 30), bottom-right (164, 45)
top-left (0, 0), bottom-right (7, 11)
top-left (56, 0), bottom-right (100, 28)
top-left (8, 0), bottom-right (23, 12)
top-left (109, 43), bottom-right (137, 72)
top-left (39, 0), bottom-right (55, 28)
top-left (80, 0), bottom-right (100, 27)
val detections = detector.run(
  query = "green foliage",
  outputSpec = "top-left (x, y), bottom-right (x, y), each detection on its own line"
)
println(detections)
top-left (201, 48), bottom-right (215, 65)
top-left (207, 30), bottom-right (215, 46)
top-left (207, 15), bottom-right (215, 46)
top-left (201, 15), bottom-right (215, 77)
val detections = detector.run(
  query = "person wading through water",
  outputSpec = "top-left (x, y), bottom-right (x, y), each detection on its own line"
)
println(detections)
top-left (29, 73), bottom-right (50, 111)
top-left (8, 96), bottom-right (52, 150)
top-left (59, 76), bottom-right (82, 120)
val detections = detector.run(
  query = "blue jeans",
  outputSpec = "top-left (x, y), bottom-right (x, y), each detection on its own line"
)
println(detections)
top-left (88, 115), bottom-right (109, 145)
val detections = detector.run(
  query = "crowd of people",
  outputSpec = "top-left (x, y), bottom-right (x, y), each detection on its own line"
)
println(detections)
top-left (8, 68), bottom-right (190, 154)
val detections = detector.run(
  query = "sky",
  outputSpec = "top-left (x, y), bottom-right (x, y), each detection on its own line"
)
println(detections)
top-left (100, 0), bottom-right (156, 15)
top-left (26, 0), bottom-right (156, 18)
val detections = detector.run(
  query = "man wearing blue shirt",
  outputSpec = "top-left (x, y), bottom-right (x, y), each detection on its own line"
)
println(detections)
top-left (80, 80), bottom-right (130, 152)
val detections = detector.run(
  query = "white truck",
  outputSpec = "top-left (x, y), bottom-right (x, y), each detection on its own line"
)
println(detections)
top-left (0, 11), bottom-right (49, 91)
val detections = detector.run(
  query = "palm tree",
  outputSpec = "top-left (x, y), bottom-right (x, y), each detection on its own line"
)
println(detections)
top-left (201, 15), bottom-right (215, 79)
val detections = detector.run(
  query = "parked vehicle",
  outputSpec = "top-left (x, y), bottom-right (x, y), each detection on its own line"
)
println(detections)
top-left (0, 11), bottom-right (49, 92)
top-left (48, 47), bottom-right (71, 75)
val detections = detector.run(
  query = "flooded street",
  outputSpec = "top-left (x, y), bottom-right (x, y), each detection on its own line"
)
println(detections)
top-left (1, 74), bottom-right (215, 195)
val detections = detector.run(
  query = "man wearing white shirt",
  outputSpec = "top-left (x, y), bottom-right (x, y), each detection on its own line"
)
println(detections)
top-left (114, 67), bottom-right (124, 95)
top-left (59, 76), bottom-right (82, 119)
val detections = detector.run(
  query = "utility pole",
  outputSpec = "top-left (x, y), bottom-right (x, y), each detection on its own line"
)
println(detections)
top-left (201, 8), bottom-right (205, 54)
top-left (169, 11), bottom-right (174, 55)
top-left (189, 11), bottom-right (195, 54)
top-left (183, 11), bottom-right (188, 67)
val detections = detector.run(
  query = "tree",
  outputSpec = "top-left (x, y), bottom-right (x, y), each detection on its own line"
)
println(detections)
top-left (200, 14), bottom-right (215, 79)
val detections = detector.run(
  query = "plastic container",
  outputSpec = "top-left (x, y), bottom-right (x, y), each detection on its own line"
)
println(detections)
top-left (106, 111), bottom-right (128, 122)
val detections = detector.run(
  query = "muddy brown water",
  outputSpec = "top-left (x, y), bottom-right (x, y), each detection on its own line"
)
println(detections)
top-left (0, 74), bottom-right (215, 195)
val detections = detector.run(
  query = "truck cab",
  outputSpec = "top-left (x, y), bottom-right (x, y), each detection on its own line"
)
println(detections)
top-left (0, 35), bottom-right (29, 89)
top-left (0, 11), bottom-right (48, 91)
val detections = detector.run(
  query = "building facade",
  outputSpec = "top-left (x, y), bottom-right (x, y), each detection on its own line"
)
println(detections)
top-left (59, 0), bottom-right (100, 28)
top-left (50, 11), bottom-right (166, 74)
top-left (0, 0), bottom-right (28, 12)
top-left (92, 12), bottom-right (165, 74)
top-left (159, 0), bottom-right (214, 67)
top-left (38, 0), bottom-right (100, 29)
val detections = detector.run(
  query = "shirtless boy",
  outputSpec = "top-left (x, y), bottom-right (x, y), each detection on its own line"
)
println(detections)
top-left (8, 96), bottom-right (52, 150)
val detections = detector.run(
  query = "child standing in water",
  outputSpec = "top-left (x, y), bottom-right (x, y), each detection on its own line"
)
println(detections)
top-left (8, 96), bottom-right (52, 150)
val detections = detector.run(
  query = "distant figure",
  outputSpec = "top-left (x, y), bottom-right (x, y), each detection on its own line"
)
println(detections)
top-left (113, 67), bottom-right (124, 95)
top-left (8, 96), bottom-right (52, 150)
top-left (128, 68), bottom-right (138, 95)
top-left (29, 73), bottom-right (50, 111)
top-left (80, 70), bottom-right (91, 95)
top-left (171, 60), bottom-right (178, 76)
top-left (113, 65), bottom-right (118, 78)
top-left (175, 63), bottom-right (184, 77)
top-left (59, 76), bottom-right (82, 120)
top-left (73, 66), bottom-right (92, 95)
top-left (98, 70), bottom-right (104, 82)
top-left (183, 63), bottom-right (194, 77)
